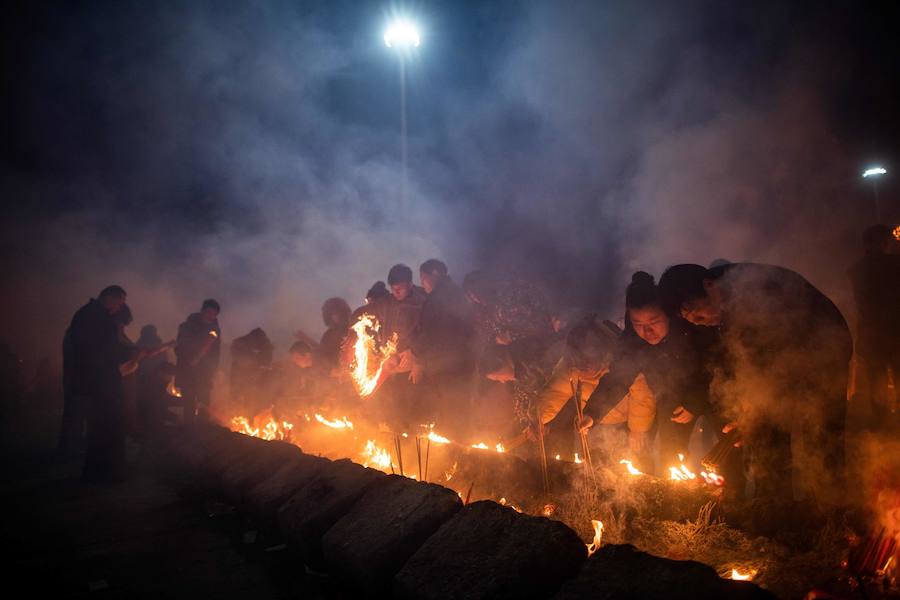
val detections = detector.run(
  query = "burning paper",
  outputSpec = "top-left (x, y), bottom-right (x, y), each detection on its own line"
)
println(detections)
top-left (350, 314), bottom-right (398, 397)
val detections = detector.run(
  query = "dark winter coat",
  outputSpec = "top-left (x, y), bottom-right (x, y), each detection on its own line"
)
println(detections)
top-left (411, 277), bottom-right (473, 376)
top-left (175, 313), bottom-right (220, 384)
top-left (584, 318), bottom-right (711, 421)
top-left (68, 299), bottom-right (122, 399)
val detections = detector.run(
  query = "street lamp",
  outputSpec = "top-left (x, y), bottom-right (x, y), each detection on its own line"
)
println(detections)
top-left (384, 19), bottom-right (421, 206)
top-left (862, 166), bottom-right (887, 221)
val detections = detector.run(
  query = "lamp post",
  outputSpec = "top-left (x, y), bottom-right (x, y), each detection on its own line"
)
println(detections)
top-left (384, 20), bottom-right (420, 206)
top-left (862, 166), bottom-right (887, 221)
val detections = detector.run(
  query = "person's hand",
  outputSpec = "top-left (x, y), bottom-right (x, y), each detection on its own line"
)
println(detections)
top-left (409, 361), bottom-right (424, 384)
top-left (671, 406), bottom-right (695, 424)
top-left (722, 422), bottom-right (743, 447)
top-left (628, 430), bottom-right (648, 454)
top-left (576, 415), bottom-right (594, 433)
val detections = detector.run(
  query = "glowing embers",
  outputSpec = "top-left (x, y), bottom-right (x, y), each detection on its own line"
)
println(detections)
top-left (619, 459), bottom-right (643, 476)
top-left (894, 225), bottom-right (900, 241)
top-left (314, 413), bottom-right (354, 430)
top-left (470, 441), bottom-right (507, 453)
top-left (230, 415), bottom-right (293, 441)
top-left (586, 520), bottom-right (604, 556)
top-left (350, 314), bottom-right (398, 397)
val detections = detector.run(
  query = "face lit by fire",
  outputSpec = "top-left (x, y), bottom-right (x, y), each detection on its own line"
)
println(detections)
top-left (628, 305), bottom-right (669, 345)
top-left (680, 280), bottom-right (722, 326)
top-left (391, 281), bottom-right (412, 301)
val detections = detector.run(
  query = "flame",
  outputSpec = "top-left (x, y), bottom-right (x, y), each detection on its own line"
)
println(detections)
top-left (619, 459), bottom-right (642, 476)
top-left (894, 225), bottom-right (900, 241)
top-left (495, 443), bottom-right (506, 453)
top-left (471, 442), bottom-right (489, 450)
top-left (586, 520), bottom-right (604, 556)
top-left (166, 379), bottom-right (182, 398)
top-left (730, 568), bottom-right (754, 581)
top-left (542, 503), bottom-right (556, 517)
top-left (362, 439), bottom-right (392, 470)
top-left (314, 414), bottom-right (354, 430)
top-left (209, 330), bottom-right (218, 338)
top-left (350, 315), bottom-right (398, 397)
top-left (230, 415), bottom-right (293, 441)
top-left (427, 431), bottom-right (451, 444)
top-left (574, 453), bottom-right (583, 464)
top-left (669, 454), bottom-right (697, 481)
top-left (555, 454), bottom-right (561, 461)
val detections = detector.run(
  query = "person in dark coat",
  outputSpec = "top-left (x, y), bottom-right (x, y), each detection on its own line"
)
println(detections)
top-left (658, 262), bottom-right (853, 506)
top-left (367, 264), bottom-right (428, 429)
top-left (581, 273), bottom-right (712, 476)
top-left (319, 297), bottom-right (352, 373)
top-left (848, 224), bottom-right (900, 430)
top-left (67, 285), bottom-right (128, 482)
top-left (410, 259), bottom-right (475, 435)
top-left (230, 327), bottom-right (274, 415)
top-left (175, 299), bottom-right (221, 425)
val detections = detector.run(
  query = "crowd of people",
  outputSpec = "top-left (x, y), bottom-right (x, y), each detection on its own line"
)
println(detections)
top-left (58, 225), bottom-right (899, 512)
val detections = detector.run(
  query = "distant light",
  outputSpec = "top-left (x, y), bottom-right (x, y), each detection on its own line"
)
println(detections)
top-left (384, 20), bottom-right (420, 48)
top-left (863, 167), bottom-right (887, 178)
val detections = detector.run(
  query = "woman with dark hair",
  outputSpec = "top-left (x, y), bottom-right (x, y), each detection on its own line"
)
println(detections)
top-left (581, 272), bottom-right (711, 475)
top-left (658, 262), bottom-right (852, 505)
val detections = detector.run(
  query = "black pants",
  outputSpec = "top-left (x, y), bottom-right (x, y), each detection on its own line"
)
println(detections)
top-left (83, 390), bottom-right (126, 482)
top-left (180, 378), bottom-right (212, 426)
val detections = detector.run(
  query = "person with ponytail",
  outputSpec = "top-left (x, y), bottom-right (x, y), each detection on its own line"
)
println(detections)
top-left (580, 272), bottom-right (712, 475)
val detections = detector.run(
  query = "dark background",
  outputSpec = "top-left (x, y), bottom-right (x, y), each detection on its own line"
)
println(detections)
top-left (2, 0), bottom-right (898, 364)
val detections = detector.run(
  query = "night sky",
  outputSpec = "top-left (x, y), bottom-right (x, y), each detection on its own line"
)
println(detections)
top-left (2, 0), bottom-right (899, 362)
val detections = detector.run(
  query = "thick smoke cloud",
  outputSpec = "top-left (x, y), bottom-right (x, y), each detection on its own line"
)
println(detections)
top-left (1, 0), bottom-right (897, 365)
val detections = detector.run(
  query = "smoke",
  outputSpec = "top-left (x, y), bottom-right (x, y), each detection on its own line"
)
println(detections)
top-left (1, 0), bottom-right (896, 368)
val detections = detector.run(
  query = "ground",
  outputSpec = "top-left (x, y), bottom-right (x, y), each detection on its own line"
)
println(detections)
top-left (0, 410), bottom-right (327, 599)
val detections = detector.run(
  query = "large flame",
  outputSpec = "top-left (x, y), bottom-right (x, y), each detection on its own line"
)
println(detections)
top-left (350, 315), bottom-right (398, 396)
top-left (586, 520), bottom-right (604, 556)
top-left (314, 414), bottom-right (354, 430)
top-left (729, 568), bottom-right (754, 581)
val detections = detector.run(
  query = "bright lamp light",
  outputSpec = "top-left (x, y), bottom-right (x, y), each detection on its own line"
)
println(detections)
top-left (384, 20), bottom-right (420, 48)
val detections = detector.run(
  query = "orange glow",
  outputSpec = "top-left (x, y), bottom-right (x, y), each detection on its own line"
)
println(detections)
top-left (574, 453), bottom-right (583, 464)
top-left (669, 454), bottom-right (697, 481)
top-left (495, 443), bottom-right (506, 453)
top-left (893, 225), bottom-right (900, 241)
top-left (166, 379), bottom-right (182, 398)
top-left (209, 330), bottom-right (218, 338)
top-left (471, 442), bottom-right (489, 450)
top-left (730, 568), bottom-right (754, 581)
